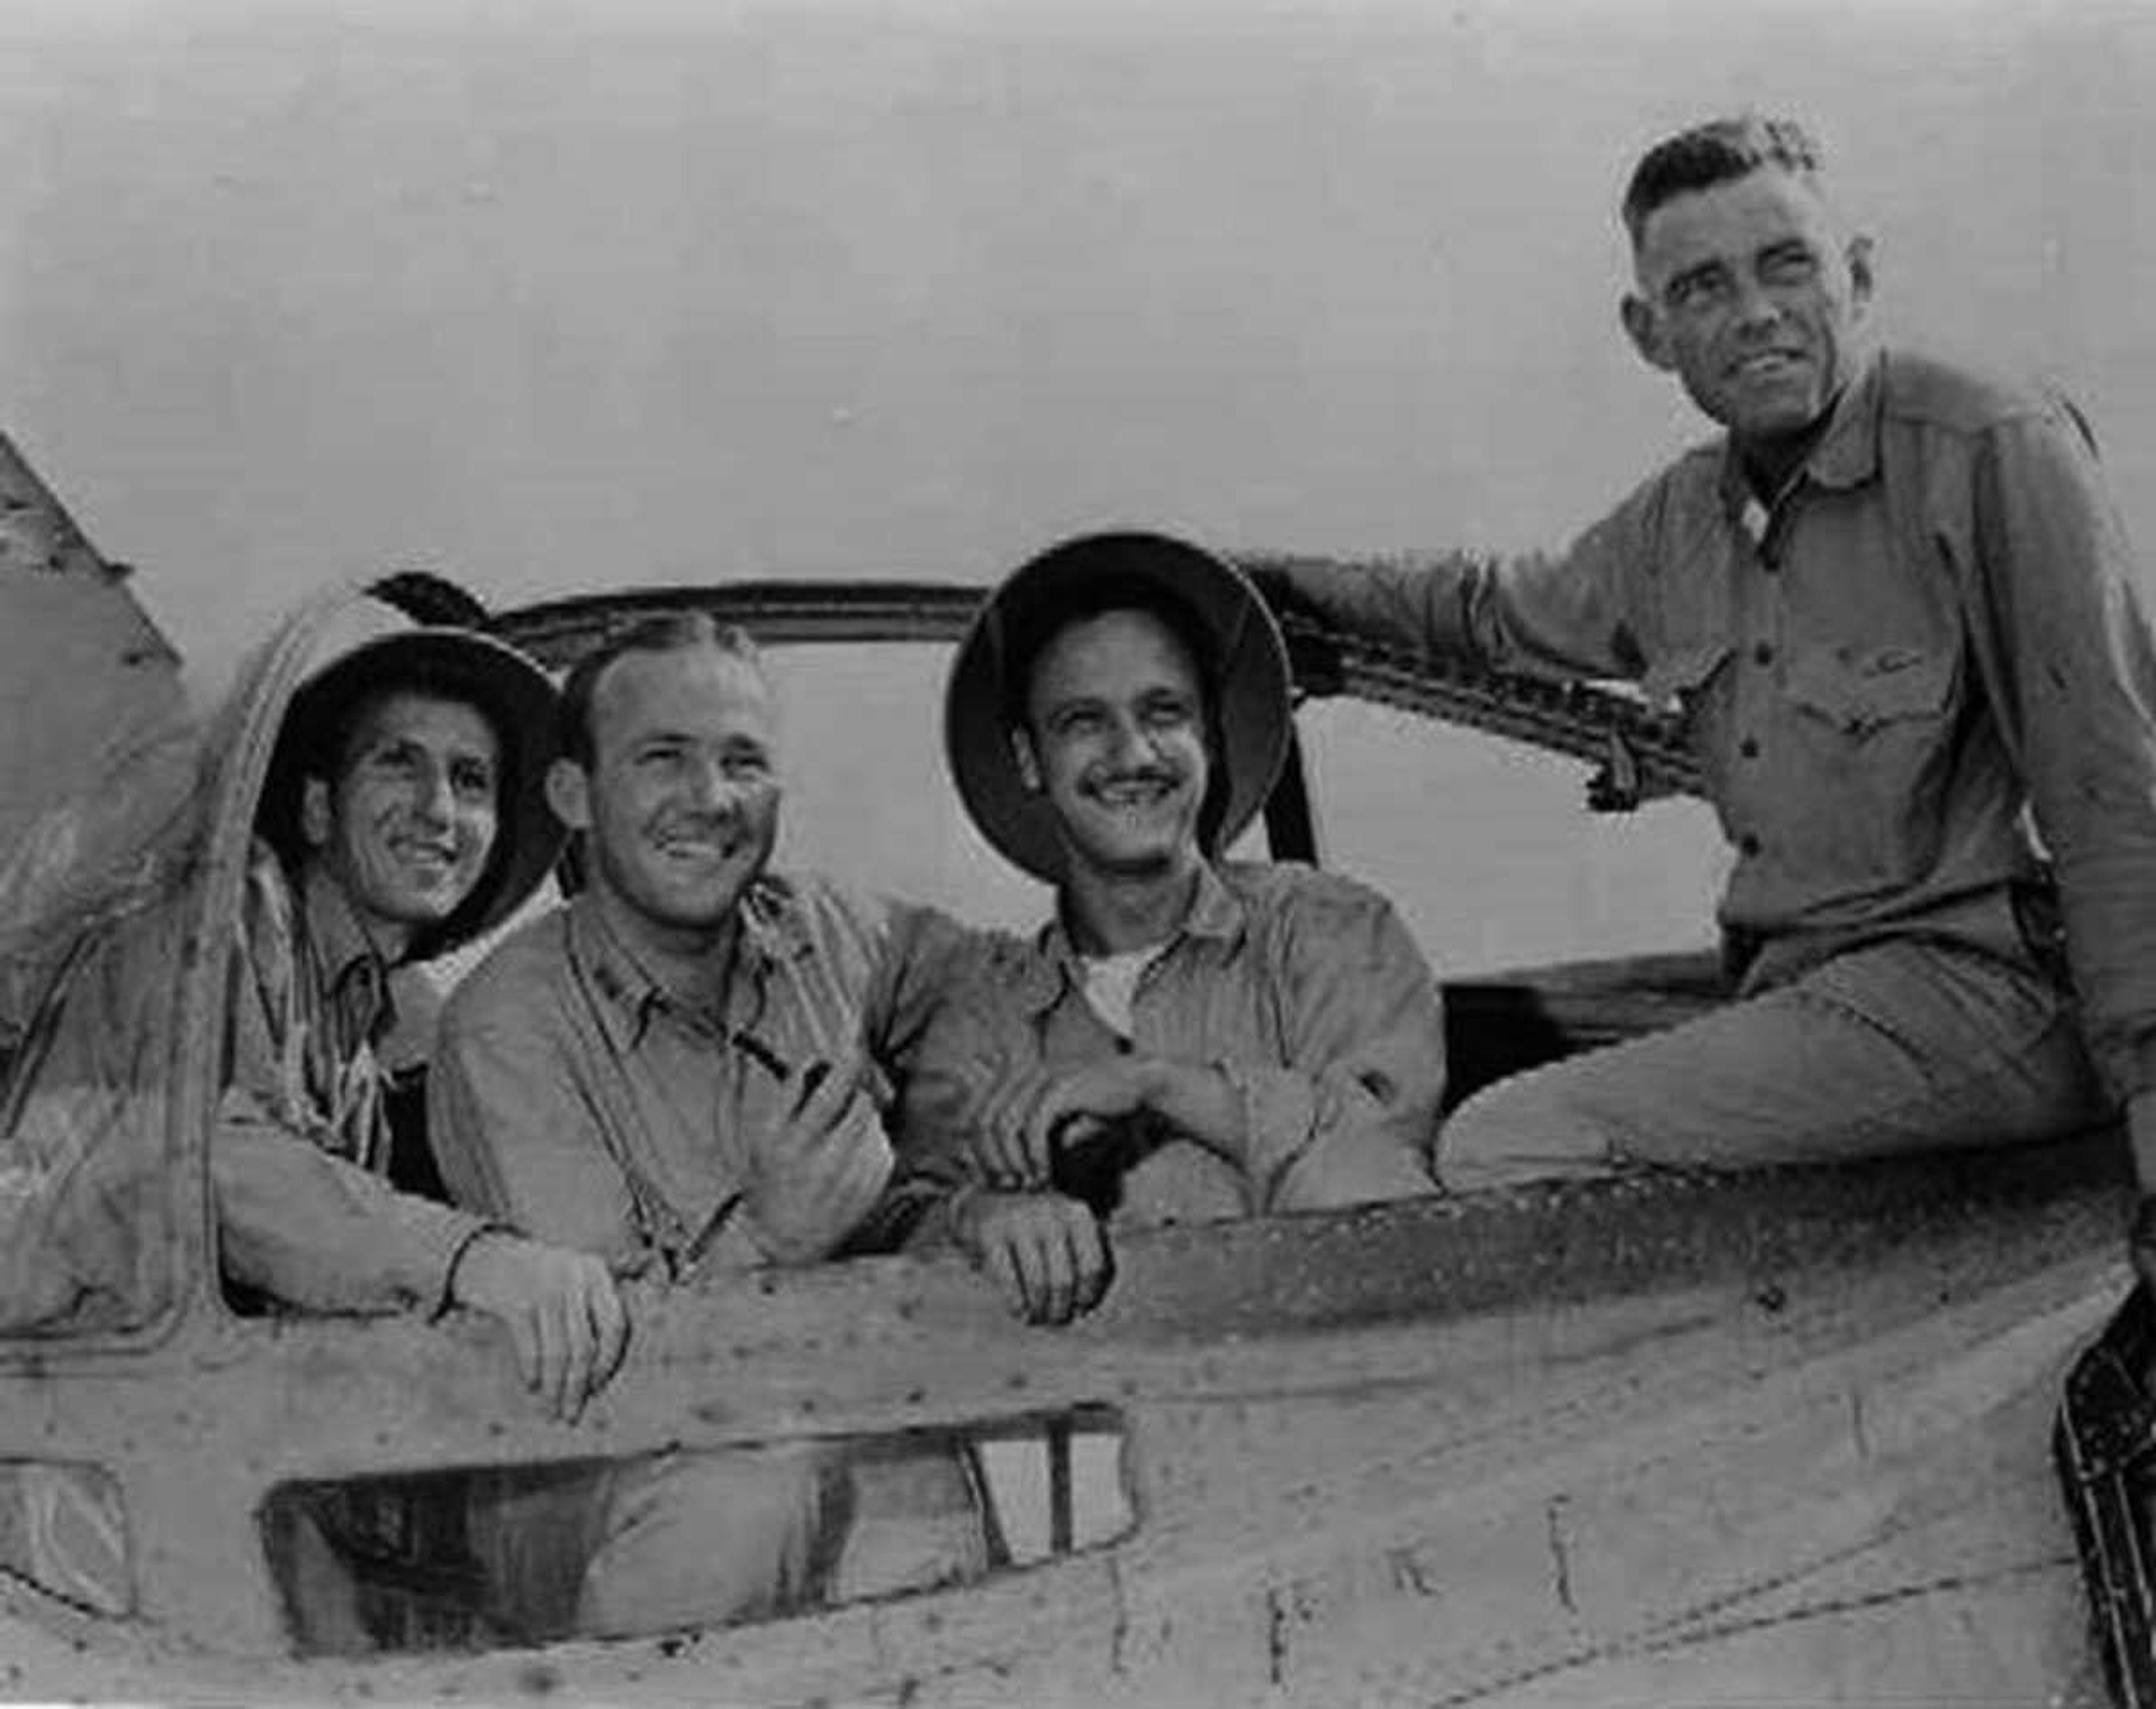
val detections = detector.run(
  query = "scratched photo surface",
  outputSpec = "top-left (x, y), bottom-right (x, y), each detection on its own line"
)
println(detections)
top-left (0, 1), bottom-right (2150, 1703)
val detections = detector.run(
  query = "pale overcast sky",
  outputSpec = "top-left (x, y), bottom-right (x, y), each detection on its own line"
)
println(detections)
top-left (5, 0), bottom-right (2150, 677)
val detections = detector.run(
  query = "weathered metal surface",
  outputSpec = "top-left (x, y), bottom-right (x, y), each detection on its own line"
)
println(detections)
top-left (0, 433), bottom-right (194, 1051)
top-left (0, 1136), bottom-right (2124, 1702)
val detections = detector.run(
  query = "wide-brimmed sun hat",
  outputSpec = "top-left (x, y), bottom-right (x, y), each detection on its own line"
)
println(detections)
top-left (945, 530), bottom-right (1291, 886)
top-left (258, 626), bottom-right (564, 956)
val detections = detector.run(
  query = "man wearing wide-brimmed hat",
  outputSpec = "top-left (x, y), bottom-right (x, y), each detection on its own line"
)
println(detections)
top-left (903, 531), bottom-right (1441, 1274)
top-left (227, 624), bottom-right (624, 1418)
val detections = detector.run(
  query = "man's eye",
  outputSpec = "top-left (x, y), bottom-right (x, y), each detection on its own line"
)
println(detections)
top-left (722, 754), bottom-right (770, 781)
top-left (450, 762), bottom-right (495, 796)
top-left (1670, 274), bottom-right (1725, 310)
top-left (1761, 248), bottom-right (1819, 285)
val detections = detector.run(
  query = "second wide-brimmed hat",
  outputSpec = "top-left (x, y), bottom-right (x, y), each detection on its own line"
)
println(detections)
top-left (259, 626), bottom-right (564, 956)
top-left (945, 530), bottom-right (1291, 885)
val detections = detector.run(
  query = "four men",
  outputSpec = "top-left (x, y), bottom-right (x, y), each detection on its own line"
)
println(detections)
top-left (1255, 114), bottom-right (2156, 1195)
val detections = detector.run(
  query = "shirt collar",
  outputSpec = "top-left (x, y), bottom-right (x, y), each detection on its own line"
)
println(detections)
top-left (1020, 861), bottom-right (1246, 1016)
top-left (569, 873), bottom-right (817, 1052)
top-left (300, 862), bottom-right (391, 988)
top-left (1716, 345), bottom-right (1885, 519)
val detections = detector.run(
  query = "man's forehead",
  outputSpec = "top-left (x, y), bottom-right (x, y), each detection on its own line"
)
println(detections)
top-left (1029, 606), bottom-right (1205, 700)
top-left (1634, 165), bottom-right (1841, 274)
top-left (346, 687), bottom-right (499, 755)
top-left (593, 641), bottom-right (776, 737)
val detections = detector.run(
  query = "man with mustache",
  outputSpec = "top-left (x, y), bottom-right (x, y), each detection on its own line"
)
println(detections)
top-left (898, 531), bottom-right (1441, 1270)
top-left (1248, 114), bottom-right (2154, 1206)
top-left (428, 612), bottom-right (1091, 1640)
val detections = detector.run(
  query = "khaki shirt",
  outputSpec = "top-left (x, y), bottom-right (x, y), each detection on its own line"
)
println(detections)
top-left (213, 847), bottom-right (492, 1314)
top-left (1264, 348), bottom-right (2156, 1101)
top-left (429, 875), bottom-right (971, 1277)
top-left (899, 861), bottom-right (1445, 1212)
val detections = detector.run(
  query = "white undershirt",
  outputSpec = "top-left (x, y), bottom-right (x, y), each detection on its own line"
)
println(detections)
top-left (1077, 947), bottom-right (1160, 1040)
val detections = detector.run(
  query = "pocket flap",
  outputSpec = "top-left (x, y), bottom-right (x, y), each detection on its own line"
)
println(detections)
top-left (1785, 643), bottom-right (1953, 732)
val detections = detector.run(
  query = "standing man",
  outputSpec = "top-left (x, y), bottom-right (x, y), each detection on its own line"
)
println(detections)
top-left (428, 612), bottom-right (1103, 1641)
top-left (1249, 115), bottom-right (2152, 1206)
top-left (902, 531), bottom-right (1442, 1236)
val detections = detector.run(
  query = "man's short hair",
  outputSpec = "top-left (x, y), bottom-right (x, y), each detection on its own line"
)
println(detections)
top-left (1621, 115), bottom-right (1824, 248)
top-left (555, 610), bottom-right (766, 768)
top-left (995, 571), bottom-right (1220, 733)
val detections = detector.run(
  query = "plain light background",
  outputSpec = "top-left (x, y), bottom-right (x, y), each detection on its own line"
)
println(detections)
top-left (5, 0), bottom-right (2151, 969)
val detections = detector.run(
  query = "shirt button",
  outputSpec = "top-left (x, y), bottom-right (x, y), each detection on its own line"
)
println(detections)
top-left (1752, 641), bottom-right (1775, 667)
top-left (1740, 833), bottom-right (1763, 857)
top-left (1739, 736), bottom-right (1760, 758)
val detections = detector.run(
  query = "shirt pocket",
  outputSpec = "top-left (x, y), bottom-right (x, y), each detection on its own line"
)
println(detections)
top-left (1783, 643), bottom-right (1954, 739)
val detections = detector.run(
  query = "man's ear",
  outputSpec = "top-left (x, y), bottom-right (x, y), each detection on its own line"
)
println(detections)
top-left (299, 777), bottom-right (332, 850)
top-left (545, 758), bottom-right (594, 831)
top-left (1621, 292), bottom-right (1673, 372)
top-left (1010, 727), bottom-right (1042, 792)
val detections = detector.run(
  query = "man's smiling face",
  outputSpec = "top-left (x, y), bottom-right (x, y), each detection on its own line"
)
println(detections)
top-left (1623, 164), bottom-right (1874, 449)
top-left (1016, 607), bottom-right (1211, 885)
top-left (563, 642), bottom-right (782, 938)
top-left (303, 690), bottom-right (501, 949)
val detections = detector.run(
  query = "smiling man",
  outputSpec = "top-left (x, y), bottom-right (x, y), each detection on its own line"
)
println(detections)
top-left (1249, 114), bottom-right (2156, 1208)
top-left (226, 627), bottom-right (623, 1410)
top-left (899, 531), bottom-right (1441, 1255)
top-left (428, 612), bottom-right (1083, 1641)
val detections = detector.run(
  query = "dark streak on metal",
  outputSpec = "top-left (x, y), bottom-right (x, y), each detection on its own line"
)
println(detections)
top-left (1106, 1551), bottom-right (1130, 1676)
top-left (1265, 1586), bottom-right (1289, 1688)
top-left (1388, 1545), bottom-right (1437, 1598)
top-left (1546, 1496), bottom-right (1577, 1616)
top-left (1849, 1387), bottom-right (1870, 1461)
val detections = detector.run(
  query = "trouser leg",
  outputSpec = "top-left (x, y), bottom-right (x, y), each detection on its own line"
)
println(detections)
top-left (574, 1444), bottom-right (837, 1638)
top-left (1438, 937), bottom-right (2108, 1192)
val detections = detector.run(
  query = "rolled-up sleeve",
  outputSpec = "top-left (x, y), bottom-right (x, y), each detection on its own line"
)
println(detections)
top-left (212, 1102), bottom-right (487, 1317)
top-left (1248, 492), bottom-right (1659, 686)
top-left (1973, 403), bottom-right (2156, 1099)
top-left (1239, 881), bottom-right (1445, 1210)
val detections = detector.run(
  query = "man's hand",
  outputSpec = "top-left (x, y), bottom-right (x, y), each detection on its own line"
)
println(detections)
top-left (450, 1232), bottom-right (629, 1423)
top-left (742, 1046), bottom-right (894, 1265)
top-left (953, 1190), bottom-right (1111, 1325)
top-left (969, 1060), bottom-right (1151, 1189)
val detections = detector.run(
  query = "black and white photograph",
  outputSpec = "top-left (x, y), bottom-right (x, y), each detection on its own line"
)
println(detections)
top-left (1, 1), bottom-right (2153, 1703)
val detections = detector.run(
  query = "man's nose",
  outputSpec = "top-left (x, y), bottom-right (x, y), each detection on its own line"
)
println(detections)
top-left (1731, 271), bottom-right (1784, 334)
top-left (410, 763), bottom-right (458, 823)
top-left (1103, 713), bottom-right (1157, 766)
top-left (682, 756), bottom-right (745, 813)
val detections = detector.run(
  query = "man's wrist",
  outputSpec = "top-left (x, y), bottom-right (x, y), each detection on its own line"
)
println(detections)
top-left (444, 1223), bottom-right (517, 1309)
